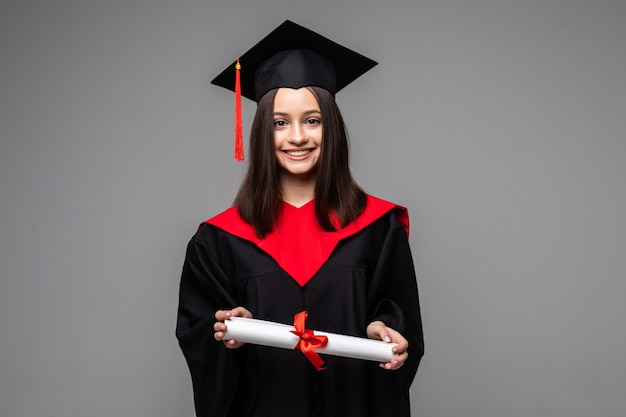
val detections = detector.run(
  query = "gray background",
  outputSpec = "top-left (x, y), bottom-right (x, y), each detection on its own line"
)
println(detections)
top-left (1, 0), bottom-right (625, 416)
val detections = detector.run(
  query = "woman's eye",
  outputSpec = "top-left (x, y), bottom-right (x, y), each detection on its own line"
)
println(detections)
top-left (273, 120), bottom-right (287, 128)
top-left (305, 118), bottom-right (321, 125)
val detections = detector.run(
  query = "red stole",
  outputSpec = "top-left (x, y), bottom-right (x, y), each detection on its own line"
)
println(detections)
top-left (205, 195), bottom-right (408, 286)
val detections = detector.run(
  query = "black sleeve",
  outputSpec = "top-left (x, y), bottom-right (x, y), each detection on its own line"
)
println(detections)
top-left (175, 225), bottom-right (240, 417)
top-left (369, 211), bottom-right (424, 387)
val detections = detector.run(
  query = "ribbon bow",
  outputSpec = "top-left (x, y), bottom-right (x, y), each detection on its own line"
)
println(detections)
top-left (291, 311), bottom-right (328, 371)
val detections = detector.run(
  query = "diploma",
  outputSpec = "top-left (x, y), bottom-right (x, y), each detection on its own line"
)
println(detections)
top-left (223, 315), bottom-right (398, 364)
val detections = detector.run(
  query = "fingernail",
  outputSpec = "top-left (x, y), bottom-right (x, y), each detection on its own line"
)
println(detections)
top-left (384, 336), bottom-right (391, 343)
top-left (226, 311), bottom-right (231, 317)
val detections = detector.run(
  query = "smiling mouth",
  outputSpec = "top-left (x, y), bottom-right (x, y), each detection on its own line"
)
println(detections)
top-left (284, 149), bottom-right (312, 157)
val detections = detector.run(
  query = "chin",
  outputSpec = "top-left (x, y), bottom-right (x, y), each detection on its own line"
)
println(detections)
top-left (281, 164), bottom-right (318, 178)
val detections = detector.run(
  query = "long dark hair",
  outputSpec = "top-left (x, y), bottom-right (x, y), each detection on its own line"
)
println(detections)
top-left (234, 86), bottom-right (366, 238)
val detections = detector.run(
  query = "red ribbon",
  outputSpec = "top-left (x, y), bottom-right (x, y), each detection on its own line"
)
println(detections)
top-left (291, 311), bottom-right (328, 371)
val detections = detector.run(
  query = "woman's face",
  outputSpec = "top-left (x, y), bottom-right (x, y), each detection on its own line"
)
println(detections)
top-left (273, 87), bottom-right (323, 179)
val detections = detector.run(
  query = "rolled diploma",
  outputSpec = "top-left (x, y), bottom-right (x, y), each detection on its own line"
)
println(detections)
top-left (223, 317), bottom-right (398, 363)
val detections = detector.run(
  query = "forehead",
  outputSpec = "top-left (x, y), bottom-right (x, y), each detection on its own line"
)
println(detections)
top-left (273, 87), bottom-right (320, 111)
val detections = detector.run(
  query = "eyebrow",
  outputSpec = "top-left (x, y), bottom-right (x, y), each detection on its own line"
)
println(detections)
top-left (273, 109), bottom-right (321, 117)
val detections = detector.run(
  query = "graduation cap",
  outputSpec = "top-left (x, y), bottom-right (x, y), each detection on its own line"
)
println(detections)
top-left (211, 20), bottom-right (377, 161)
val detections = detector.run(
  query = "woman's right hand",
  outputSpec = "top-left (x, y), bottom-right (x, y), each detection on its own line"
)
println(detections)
top-left (214, 307), bottom-right (253, 349)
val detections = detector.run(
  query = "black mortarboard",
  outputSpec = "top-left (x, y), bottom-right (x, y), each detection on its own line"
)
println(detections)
top-left (212, 20), bottom-right (377, 101)
top-left (211, 20), bottom-right (377, 160)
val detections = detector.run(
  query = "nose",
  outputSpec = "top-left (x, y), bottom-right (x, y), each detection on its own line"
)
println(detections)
top-left (290, 122), bottom-right (308, 145)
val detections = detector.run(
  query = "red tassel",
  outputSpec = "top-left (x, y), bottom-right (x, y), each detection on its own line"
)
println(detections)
top-left (234, 59), bottom-right (244, 161)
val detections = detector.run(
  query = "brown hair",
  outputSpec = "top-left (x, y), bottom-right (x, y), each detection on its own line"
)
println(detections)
top-left (234, 86), bottom-right (366, 237)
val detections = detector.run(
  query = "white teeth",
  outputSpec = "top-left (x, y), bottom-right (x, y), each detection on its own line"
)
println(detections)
top-left (286, 149), bottom-right (311, 156)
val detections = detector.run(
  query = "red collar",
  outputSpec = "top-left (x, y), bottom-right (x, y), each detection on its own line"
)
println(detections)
top-left (205, 195), bottom-right (408, 286)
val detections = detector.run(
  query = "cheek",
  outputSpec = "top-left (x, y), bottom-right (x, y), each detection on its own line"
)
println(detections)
top-left (316, 129), bottom-right (324, 146)
top-left (273, 131), bottom-right (281, 149)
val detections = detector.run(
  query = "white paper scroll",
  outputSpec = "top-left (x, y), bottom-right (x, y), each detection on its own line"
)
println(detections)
top-left (223, 316), bottom-right (398, 363)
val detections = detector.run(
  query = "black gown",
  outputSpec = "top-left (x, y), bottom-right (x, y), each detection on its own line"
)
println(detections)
top-left (176, 196), bottom-right (424, 417)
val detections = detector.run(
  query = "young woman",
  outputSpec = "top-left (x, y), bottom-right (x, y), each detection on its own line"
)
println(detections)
top-left (176, 20), bottom-right (424, 417)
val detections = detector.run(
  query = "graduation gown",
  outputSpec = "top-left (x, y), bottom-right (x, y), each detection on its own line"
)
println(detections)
top-left (176, 195), bottom-right (424, 417)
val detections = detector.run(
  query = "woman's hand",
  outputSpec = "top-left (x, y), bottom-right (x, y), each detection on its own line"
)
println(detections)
top-left (366, 320), bottom-right (409, 370)
top-left (214, 307), bottom-right (253, 349)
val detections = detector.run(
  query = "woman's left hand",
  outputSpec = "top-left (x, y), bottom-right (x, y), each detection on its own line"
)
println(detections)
top-left (366, 320), bottom-right (409, 370)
